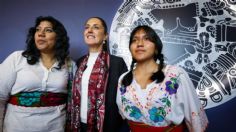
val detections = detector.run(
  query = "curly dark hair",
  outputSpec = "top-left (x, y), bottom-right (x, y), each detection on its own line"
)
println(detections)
top-left (22, 16), bottom-right (70, 69)
top-left (122, 25), bottom-right (165, 87)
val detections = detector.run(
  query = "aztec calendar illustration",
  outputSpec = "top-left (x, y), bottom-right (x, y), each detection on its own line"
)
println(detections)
top-left (109, 0), bottom-right (236, 109)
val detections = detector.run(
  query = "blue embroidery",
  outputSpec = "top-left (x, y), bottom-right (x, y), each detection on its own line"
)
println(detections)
top-left (148, 107), bottom-right (165, 123)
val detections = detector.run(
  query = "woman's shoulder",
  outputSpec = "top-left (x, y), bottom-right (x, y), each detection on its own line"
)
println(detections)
top-left (164, 64), bottom-right (185, 73)
top-left (164, 65), bottom-right (187, 78)
top-left (76, 55), bottom-right (87, 66)
top-left (66, 58), bottom-right (76, 66)
top-left (110, 54), bottom-right (124, 61)
top-left (65, 58), bottom-right (77, 75)
top-left (110, 55), bottom-right (128, 71)
top-left (10, 50), bottom-right (24, 56)
top-left (1, 50), bottom-right (25, 68)
top-left (110, 55), bottom-right (127, 65)
top-left (5, 50), bottom-right (24, 61)
top-left (118, 70), bottom-right (130, 81)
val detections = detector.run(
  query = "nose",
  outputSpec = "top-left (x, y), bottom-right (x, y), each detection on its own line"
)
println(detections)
top-left (37, 30), bottom-right (45, 37)
top-left (137, 39), bottom-right (144, 47)
top-left (87, 27), bottom-right (93, 33)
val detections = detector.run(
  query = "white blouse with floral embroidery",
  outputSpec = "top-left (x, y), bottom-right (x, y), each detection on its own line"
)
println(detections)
top-left (116, 65), bottom-right (208, 132)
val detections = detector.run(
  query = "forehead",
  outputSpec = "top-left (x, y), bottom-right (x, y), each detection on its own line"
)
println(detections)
top-left (37, 21), bottom-right (53, 27)
top-left (134, 29), bottom-right (147, 36)
top-left (86, 18), bottom-right (103, 25)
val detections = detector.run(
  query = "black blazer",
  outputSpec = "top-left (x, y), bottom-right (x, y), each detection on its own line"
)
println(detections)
top-left (76, 54), bottom-right (129, 132)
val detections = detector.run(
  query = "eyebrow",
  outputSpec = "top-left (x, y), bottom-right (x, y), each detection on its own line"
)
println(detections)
top-left (36, 26), bottom-right (53, 28)
top-left (85, 24), bottom-right (101, 26)
top-left (133, 34), bottom-right (149, 38)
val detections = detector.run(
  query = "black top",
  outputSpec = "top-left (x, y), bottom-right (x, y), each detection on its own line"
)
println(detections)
top-left (76, 54), bottom-right (129, 132)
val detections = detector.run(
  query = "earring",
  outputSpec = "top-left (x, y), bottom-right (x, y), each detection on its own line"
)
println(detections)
top-left (103, 40), bottom-right (106, 44)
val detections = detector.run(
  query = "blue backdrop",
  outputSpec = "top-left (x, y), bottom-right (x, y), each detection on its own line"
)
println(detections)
top-left (0, 0), bottom-right (235, 131)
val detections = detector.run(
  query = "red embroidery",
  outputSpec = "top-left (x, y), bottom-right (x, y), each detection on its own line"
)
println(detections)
top-left (67, 51), bottom-right (109, 132)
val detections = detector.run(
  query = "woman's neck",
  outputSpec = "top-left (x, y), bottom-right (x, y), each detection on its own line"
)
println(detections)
top-left (89, 51), bottom-right (100, 56)
top-left (40, 52), bottom-right (56, 69)
top-left (135, 60), bottom-right (158, 74)
top-left (88, 44), bottom-right (103, 53)
top-left (133, 60), bottom-right (158, 89)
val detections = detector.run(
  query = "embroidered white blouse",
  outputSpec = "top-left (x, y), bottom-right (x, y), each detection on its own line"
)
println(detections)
top-left (0, 51), bottom-right (76, 132)
top-left (116, 65), bottom-right (208, 132)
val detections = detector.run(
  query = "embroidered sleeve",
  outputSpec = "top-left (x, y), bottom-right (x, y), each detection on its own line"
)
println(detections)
top-left (177, 67), bottom-right (209, 132)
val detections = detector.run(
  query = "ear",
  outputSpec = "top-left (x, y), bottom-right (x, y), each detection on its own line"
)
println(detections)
top-left (104, 33), bottom-right (108, 41)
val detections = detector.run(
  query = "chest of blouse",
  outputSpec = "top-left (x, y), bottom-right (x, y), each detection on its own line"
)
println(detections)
top-left (11, 58), bottom-right (68, 94)
top-left (119, 66), bottom-right (183, 125)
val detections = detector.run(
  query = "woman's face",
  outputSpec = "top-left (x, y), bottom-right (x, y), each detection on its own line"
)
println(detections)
top-left (34, 21), bottom-right (57, 53)
top-left (83, 18), bottom-right (107, 48)
top-left (130, 29), bottom-right (156, 62)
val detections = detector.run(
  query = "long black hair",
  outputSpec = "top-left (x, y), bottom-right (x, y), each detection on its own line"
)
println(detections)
top-left (85, 17), bottom-right (109, 52)
top-left (122, 25), bottom-right (165, 86)
top-left (22, 16), bottom-right (70, 69)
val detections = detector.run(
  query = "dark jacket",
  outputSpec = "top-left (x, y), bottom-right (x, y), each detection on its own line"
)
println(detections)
top-left (76, 54), bottom-right (129, 132)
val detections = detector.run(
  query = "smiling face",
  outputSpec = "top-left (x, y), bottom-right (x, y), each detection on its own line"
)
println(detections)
top-left (83, 18), bottom-right (108, 51)
top-left (130, 29), bottom-right (156, 63)
top-left (34, 21), bottom-right (57, 53)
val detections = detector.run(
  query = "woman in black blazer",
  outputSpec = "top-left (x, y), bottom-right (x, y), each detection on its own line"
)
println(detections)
top-left (66, 17), bottom-right (129, 132)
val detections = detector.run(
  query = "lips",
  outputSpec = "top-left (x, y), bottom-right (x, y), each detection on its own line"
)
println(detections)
top-left (36, 40), bottom-right (47, 44)
top-left (87, 34), bottom-right (95, 39)
top-left (135, 49), bottom-right (145, 53)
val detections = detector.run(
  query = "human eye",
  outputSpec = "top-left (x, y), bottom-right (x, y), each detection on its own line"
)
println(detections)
top-left (93, 26), bottom-right (100, 30)
top-left (35, 28), bottom-right (40, 32)
top-left (131, 38), bottom-right (137, 43)
top-left (144, 36), bottom-right (149, 40)
top-left (45, 28), bottom-right (54, 33)
top-left (144, 36), bottom-right (152, 42)
top-left (85, 25), bottom-right (89, 29)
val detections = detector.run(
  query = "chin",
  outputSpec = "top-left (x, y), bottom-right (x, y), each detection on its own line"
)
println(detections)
top-left (36, 47), bottom-right (46, 51)
top-left (134, 56), bottom-right (154, 63)
top-left (87, 43), bottom-right (100, 47)
top-left (134, 58), bottom-right (146, 62)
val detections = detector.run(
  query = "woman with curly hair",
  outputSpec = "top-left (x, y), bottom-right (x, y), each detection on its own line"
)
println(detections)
top-left (0, 16), bottom-right (76, 132)
top-left (116, 25), bottom-right (208, 132)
